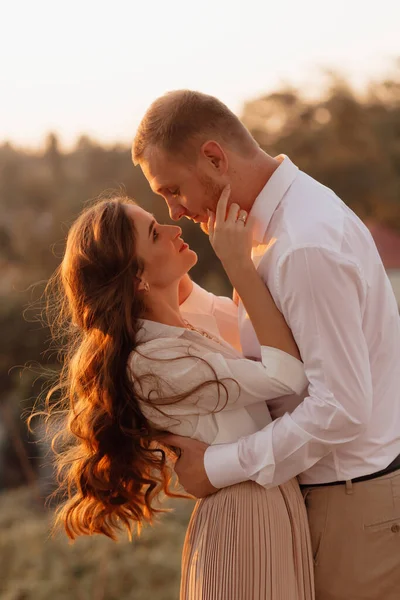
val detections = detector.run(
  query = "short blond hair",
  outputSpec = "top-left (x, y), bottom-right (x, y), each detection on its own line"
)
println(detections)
top-left (132, 90), bottom-right (258, 164)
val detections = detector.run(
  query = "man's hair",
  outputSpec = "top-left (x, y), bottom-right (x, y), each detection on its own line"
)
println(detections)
top-left (132, 90), bottom-right (258, 164)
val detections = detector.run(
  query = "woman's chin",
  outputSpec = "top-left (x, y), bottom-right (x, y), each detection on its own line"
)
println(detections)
top-left (186, 249), bottom-right (198, 269)
top-left (189, 249), bottom-right (198, 264)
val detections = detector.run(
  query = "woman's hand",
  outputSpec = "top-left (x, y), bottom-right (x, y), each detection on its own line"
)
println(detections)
top-left (208, 185), bottom-right (254, 276)
top-left (209, 187), bottom-right (301, 361)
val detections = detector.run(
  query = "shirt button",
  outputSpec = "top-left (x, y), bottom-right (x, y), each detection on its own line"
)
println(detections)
top-left (391, 524), bottom-right (400, 533)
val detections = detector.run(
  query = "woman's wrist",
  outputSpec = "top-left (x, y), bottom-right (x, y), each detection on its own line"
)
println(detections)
top-left (223, 258), bottom-right (257, 288)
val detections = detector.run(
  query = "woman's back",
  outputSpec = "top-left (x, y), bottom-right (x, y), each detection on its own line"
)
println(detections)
top-left (128, 317), bottom-right (306, 445)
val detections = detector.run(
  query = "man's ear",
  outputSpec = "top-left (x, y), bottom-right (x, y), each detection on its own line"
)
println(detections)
top-left (200, 141), bottom-right (228, 174)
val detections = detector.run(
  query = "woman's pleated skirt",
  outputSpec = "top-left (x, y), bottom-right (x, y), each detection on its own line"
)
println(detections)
top-left (180, 478), bottom-right (314, 600)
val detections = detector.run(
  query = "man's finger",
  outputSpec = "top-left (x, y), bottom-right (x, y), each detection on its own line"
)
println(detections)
top-left (153, 432), bottom-right (186, 448)
top-left (153, 433), bottom-right (185, 460)
top-left (215, 184), bottom-right (231, 226)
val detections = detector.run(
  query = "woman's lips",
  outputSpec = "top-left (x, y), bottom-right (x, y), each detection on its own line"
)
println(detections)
top-left (179, 242), bottom-right (189, 252)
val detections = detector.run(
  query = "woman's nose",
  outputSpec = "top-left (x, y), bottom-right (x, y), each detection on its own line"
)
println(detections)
top-left (172, 225), bottom-right (182, 239)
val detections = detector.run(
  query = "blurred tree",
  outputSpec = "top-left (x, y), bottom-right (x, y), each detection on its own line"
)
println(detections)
top-left (1, 65), bottom-right (400, 490)
top-left (242, 68), bottom-right (400, 230)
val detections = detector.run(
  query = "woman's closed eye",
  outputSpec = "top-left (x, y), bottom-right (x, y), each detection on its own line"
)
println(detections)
top-left (152, 227), bottom-right (159, 241)
top-left (170, 188), bottom-right (180, 198)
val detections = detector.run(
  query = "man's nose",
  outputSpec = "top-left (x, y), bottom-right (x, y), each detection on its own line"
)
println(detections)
top-left (169, 205), bottom-right (186, 221)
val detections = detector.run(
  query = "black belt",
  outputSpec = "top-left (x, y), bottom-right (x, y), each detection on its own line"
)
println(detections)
top-left (300, 453), bottom-right (400, 489)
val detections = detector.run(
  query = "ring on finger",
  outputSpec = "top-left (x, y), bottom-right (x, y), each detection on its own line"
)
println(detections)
top-left (237, 210), bottom-right (247, 223)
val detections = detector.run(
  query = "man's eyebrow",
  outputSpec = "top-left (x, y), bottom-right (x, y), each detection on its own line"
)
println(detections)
top-left (148, 218), bottom-right (156, 238)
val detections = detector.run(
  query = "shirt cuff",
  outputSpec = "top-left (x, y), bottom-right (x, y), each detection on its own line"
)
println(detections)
top-left (204, 441), bottom-right (248, 489)
top-left (261, 346), bottom-right (308, 395)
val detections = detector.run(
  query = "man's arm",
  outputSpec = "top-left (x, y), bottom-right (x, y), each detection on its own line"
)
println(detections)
top-left (205, 246), bottom-right (373, 488)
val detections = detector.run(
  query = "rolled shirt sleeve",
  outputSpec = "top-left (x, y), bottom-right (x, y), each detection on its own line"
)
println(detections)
top-left (205, 246), bottom-right (373, 489)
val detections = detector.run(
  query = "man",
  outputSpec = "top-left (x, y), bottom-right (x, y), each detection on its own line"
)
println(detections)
top-left (132, 90), bottom-right (400, 599)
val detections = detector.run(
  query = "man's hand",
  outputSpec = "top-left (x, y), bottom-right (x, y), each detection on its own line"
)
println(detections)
top-left (155, 433), bottom-right (219, 498)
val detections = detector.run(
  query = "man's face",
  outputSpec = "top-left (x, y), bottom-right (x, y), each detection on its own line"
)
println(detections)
top-left (140, 148), bottom-right (225, 229)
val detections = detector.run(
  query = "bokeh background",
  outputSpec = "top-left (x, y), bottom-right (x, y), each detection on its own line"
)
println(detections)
top-left (1, 1), bottom-right (400, 598)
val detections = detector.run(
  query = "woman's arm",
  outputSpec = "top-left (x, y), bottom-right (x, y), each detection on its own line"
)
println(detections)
top-left (226, 261), bottom-right (300, 360)
top-left (208, 186), bottom-right (300, 360)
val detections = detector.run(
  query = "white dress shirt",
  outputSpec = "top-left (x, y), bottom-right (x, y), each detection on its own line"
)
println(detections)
top-left (127, 314), bottom-right (307, 446)
top-left (203, 155), bottom-right (400, 487)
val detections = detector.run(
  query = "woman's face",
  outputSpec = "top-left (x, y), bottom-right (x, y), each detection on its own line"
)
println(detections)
top-left (124, 204), bottom-right (198, 290)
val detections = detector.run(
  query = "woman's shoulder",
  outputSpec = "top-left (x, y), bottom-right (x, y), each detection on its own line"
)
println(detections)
top-left (128, 335), bottom-right (199, 371)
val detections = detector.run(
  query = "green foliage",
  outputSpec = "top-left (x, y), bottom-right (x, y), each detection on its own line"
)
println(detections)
top-left (1, 66), bottom-right (400, 599)
top-left (0, 134), bottom-right (229, 488)
top-left (0, 486), bottom-right (194, 600)
top-left (1, 68), bottom-right (400, 490)
top-left (242, 71), bottom-right (400, 230)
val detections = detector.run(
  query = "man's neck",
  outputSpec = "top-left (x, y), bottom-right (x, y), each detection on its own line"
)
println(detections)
top-left (232, 151), bottom-right (280, 213)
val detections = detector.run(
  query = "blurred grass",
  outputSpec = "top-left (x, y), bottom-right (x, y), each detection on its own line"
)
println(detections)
top-left (0, 486), bottom-right (194, 600)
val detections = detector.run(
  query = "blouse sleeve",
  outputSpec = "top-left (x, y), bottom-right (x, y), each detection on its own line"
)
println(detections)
top-left (128, 338), bottom-right (307, 419)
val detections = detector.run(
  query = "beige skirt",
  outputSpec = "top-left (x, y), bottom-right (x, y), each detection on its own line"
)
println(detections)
top-left (180, 478), bottom-right (314, 600)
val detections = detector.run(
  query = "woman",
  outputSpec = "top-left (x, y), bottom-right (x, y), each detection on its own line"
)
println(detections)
top-left (40, 190), bottom-right (314, 599)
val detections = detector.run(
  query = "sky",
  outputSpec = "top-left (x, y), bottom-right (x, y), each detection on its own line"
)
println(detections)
top-left (1, 0), bottom-right (399, 149)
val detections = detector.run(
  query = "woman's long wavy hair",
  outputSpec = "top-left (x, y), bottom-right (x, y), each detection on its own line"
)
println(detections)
top-left (32, 195), bottom-right (200, 541)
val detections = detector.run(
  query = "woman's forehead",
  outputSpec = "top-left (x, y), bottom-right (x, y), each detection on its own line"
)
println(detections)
top-left (124, 204), bottom-right (151, 223)
top-left (123, 204), bottom-right (154, 249)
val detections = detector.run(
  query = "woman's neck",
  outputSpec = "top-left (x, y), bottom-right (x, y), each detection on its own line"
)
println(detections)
top-left (144, 282), bottom-right (186, 328)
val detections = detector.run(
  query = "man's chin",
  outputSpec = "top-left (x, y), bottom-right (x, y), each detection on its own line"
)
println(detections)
top-left (186, 214), bottom-right (209, 234)
top-left (199, 221), bottom-right (209, 235)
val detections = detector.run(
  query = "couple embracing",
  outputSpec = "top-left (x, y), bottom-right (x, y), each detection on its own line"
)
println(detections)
top-left (44, 90), bottom-right (400, 599)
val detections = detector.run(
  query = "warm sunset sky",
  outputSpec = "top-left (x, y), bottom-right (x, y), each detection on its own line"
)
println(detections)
top-left (1, 0), bottom-right (399, 148)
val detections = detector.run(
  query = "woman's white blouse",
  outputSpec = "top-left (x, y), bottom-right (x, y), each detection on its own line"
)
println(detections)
top-left (127, 312), bottom-right (307, 446)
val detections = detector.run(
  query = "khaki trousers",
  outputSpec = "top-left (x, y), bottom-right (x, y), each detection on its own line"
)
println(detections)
top-left (302, 470), bottom-right (400, 600)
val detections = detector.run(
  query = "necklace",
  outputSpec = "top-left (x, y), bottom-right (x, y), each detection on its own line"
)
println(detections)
top-left (183, 319), bottom-right (224, 346)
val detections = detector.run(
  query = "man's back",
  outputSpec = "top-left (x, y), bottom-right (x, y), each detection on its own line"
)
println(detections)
top-left (242, 161), bottom-right (400, 483)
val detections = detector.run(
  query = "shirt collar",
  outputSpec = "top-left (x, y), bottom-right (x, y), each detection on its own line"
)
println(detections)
top-left (250, 154), bottom-right (299, 244)
top-left (179, 282), bottom-right (214, 315)
top-left (137, 282), bottom-right (220, 345)
top-left (179, 282), bottom-right (223, 339)
top-left (137, 318), bottom-right (184, 344)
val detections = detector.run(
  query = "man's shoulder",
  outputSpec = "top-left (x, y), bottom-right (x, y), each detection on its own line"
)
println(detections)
top-left (276, 171), bottom-right (349, 250)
